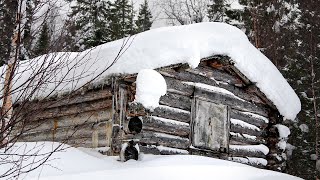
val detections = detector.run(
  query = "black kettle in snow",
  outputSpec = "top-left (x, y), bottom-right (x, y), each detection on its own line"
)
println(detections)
top-left (120, 140), bottom-right (140, 162)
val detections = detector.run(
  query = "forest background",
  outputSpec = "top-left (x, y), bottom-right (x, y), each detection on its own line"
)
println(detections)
top-left (0, 0), bottom-right (319, 179)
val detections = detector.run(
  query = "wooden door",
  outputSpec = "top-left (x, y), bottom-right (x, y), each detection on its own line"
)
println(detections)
top-left (191, 98), bottom-right (229, 152)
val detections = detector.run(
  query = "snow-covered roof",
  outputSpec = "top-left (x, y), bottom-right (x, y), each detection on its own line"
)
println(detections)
top-left (1, 22), bottom-right (300, 120)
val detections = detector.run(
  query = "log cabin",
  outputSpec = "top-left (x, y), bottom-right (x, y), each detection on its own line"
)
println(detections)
top-left (7, 23), bottom-right (300, 172)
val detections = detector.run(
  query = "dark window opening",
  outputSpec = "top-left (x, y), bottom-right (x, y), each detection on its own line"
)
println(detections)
top-left (128, 116), bottom-right (143, 134)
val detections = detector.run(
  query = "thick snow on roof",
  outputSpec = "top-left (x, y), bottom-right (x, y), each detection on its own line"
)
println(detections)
top-left (1, 22), bottom-right (300, 120)
top-left (135, 69), bottom-right (167, 110)
top-left (0, 142), bottom-right (302, 180)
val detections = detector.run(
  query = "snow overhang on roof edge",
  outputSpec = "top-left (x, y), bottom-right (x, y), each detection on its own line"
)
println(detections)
top-left (0, 22), bottom-right (301, 120)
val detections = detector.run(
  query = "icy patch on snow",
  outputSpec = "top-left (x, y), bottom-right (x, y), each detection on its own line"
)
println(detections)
top-left (135, 69), bottom-right (167, 110)
top-left (230, 144), bottom-right (269, 155)
top-left (1, 22), bottom-right (300, 120)
top-left (230, 118), bottom-right (260, 131)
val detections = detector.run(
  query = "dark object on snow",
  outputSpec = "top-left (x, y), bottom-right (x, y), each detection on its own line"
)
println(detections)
top-left (128, 116), bottom-right (143, 134)
top-left (124, 141), bottom-right (139, 161)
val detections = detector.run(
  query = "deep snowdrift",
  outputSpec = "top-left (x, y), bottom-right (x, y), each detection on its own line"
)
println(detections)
top-left (1, 22), bottom-right (300, 120)
top-left (0, 142), bottom-right (301, 180)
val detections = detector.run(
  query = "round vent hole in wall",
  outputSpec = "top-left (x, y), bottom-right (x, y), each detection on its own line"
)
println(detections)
top-left (128, 116), bottom-right (143, 134)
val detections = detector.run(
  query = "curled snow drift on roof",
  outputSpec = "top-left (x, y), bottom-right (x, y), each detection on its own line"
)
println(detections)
top-left (1, 22), bottom-right (300, 120)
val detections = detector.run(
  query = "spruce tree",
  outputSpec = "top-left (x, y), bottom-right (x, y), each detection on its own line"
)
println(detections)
top-left (284, 1), bottom-right (320, 179)
top-left (68, 0), bottom-right (110, 50)
top-left (135, 0), bottom-right (152, 33)
top-left (33, 20), bottom-right (50, 56)
top-left (0, 0), bottom-right (18, 66)
top-left (207, 0), bottom-right (227, 22)
top-left (21, 0), bottom-right (36, 60)
top-left (109, 0), bottom-right (135, 41)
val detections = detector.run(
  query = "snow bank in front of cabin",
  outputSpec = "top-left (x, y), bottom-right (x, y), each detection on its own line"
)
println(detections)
top-left (2, 22), bottom-right (300, 120)
top-left (0, 142), bottom-right (109, 179)
top-left (0, 142), bottom-right (302, 180)
top-left (135, 69), bottom-right (167, 110)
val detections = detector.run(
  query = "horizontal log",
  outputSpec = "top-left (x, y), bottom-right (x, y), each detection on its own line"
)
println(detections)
top-left (164, 76), bottom-right (194, 96)
top-left (20, 109), bottom-right (112, 132)
top-left (18, 136), bottom-right (108, 148)
top-left (142, 116), bottom-right (190, 137)
top-left (230, 132), bottom-right (266, 145)
top-left (218, 84), bottom-right (264, 105)
top-left (163, 65), bottom-right (265, 104)
top-left (189, 147), bottom-right (228, 159)
top-left (125, 131), bottom-right (190, 149)
top-left (61, 137), bottom-right (109, 148)
top-left (230, 109), bottom-right (268, 128)
top-left (161, 65), bottom-right (264, 105)
top-left (229, 145), bottom-right (267, 158)
top-left (139, 145), bottom-right (160, 155)
top-left (191, 64), bottom-right (244, 86)
top-left (139, 145), bottom-right (188, 155)
top-left (228, 157), bottom-right (267, 168)
top-left (230, 123), bottom-right (263, 137)
top-left (194, 88), bottom-right (269, 117)
top-left (152, 105), bottom-right (191, 123)
top-left (159, 92), bottom-right (191, 111)
top-left (160, 67), bottom-right (221, 89)
top-left (161, 67), bottom-right (269, 115)
top-left (30, 99), bottom-right (113, 120)
top-left (24, 88), bottom-right (113, 110)
top-left (19, 121), bottom-right (111, 142)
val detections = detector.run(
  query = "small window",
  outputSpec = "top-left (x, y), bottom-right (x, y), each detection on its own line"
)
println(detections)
top-left (191, 98), bottom-right (229, 151)
top-left (128, 116), bottom-right (143, 134)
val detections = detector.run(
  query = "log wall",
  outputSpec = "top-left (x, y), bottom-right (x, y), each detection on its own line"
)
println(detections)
top-left (16, 88), bottom-right (114, 148)
top-left (118, 59), bottom-right (280, 169)
top-left (15, 57), bottom-right (286, 171)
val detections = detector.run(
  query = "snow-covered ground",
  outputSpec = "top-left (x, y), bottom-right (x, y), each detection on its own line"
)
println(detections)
top-left (0, 142), bottom-right (301, 180)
